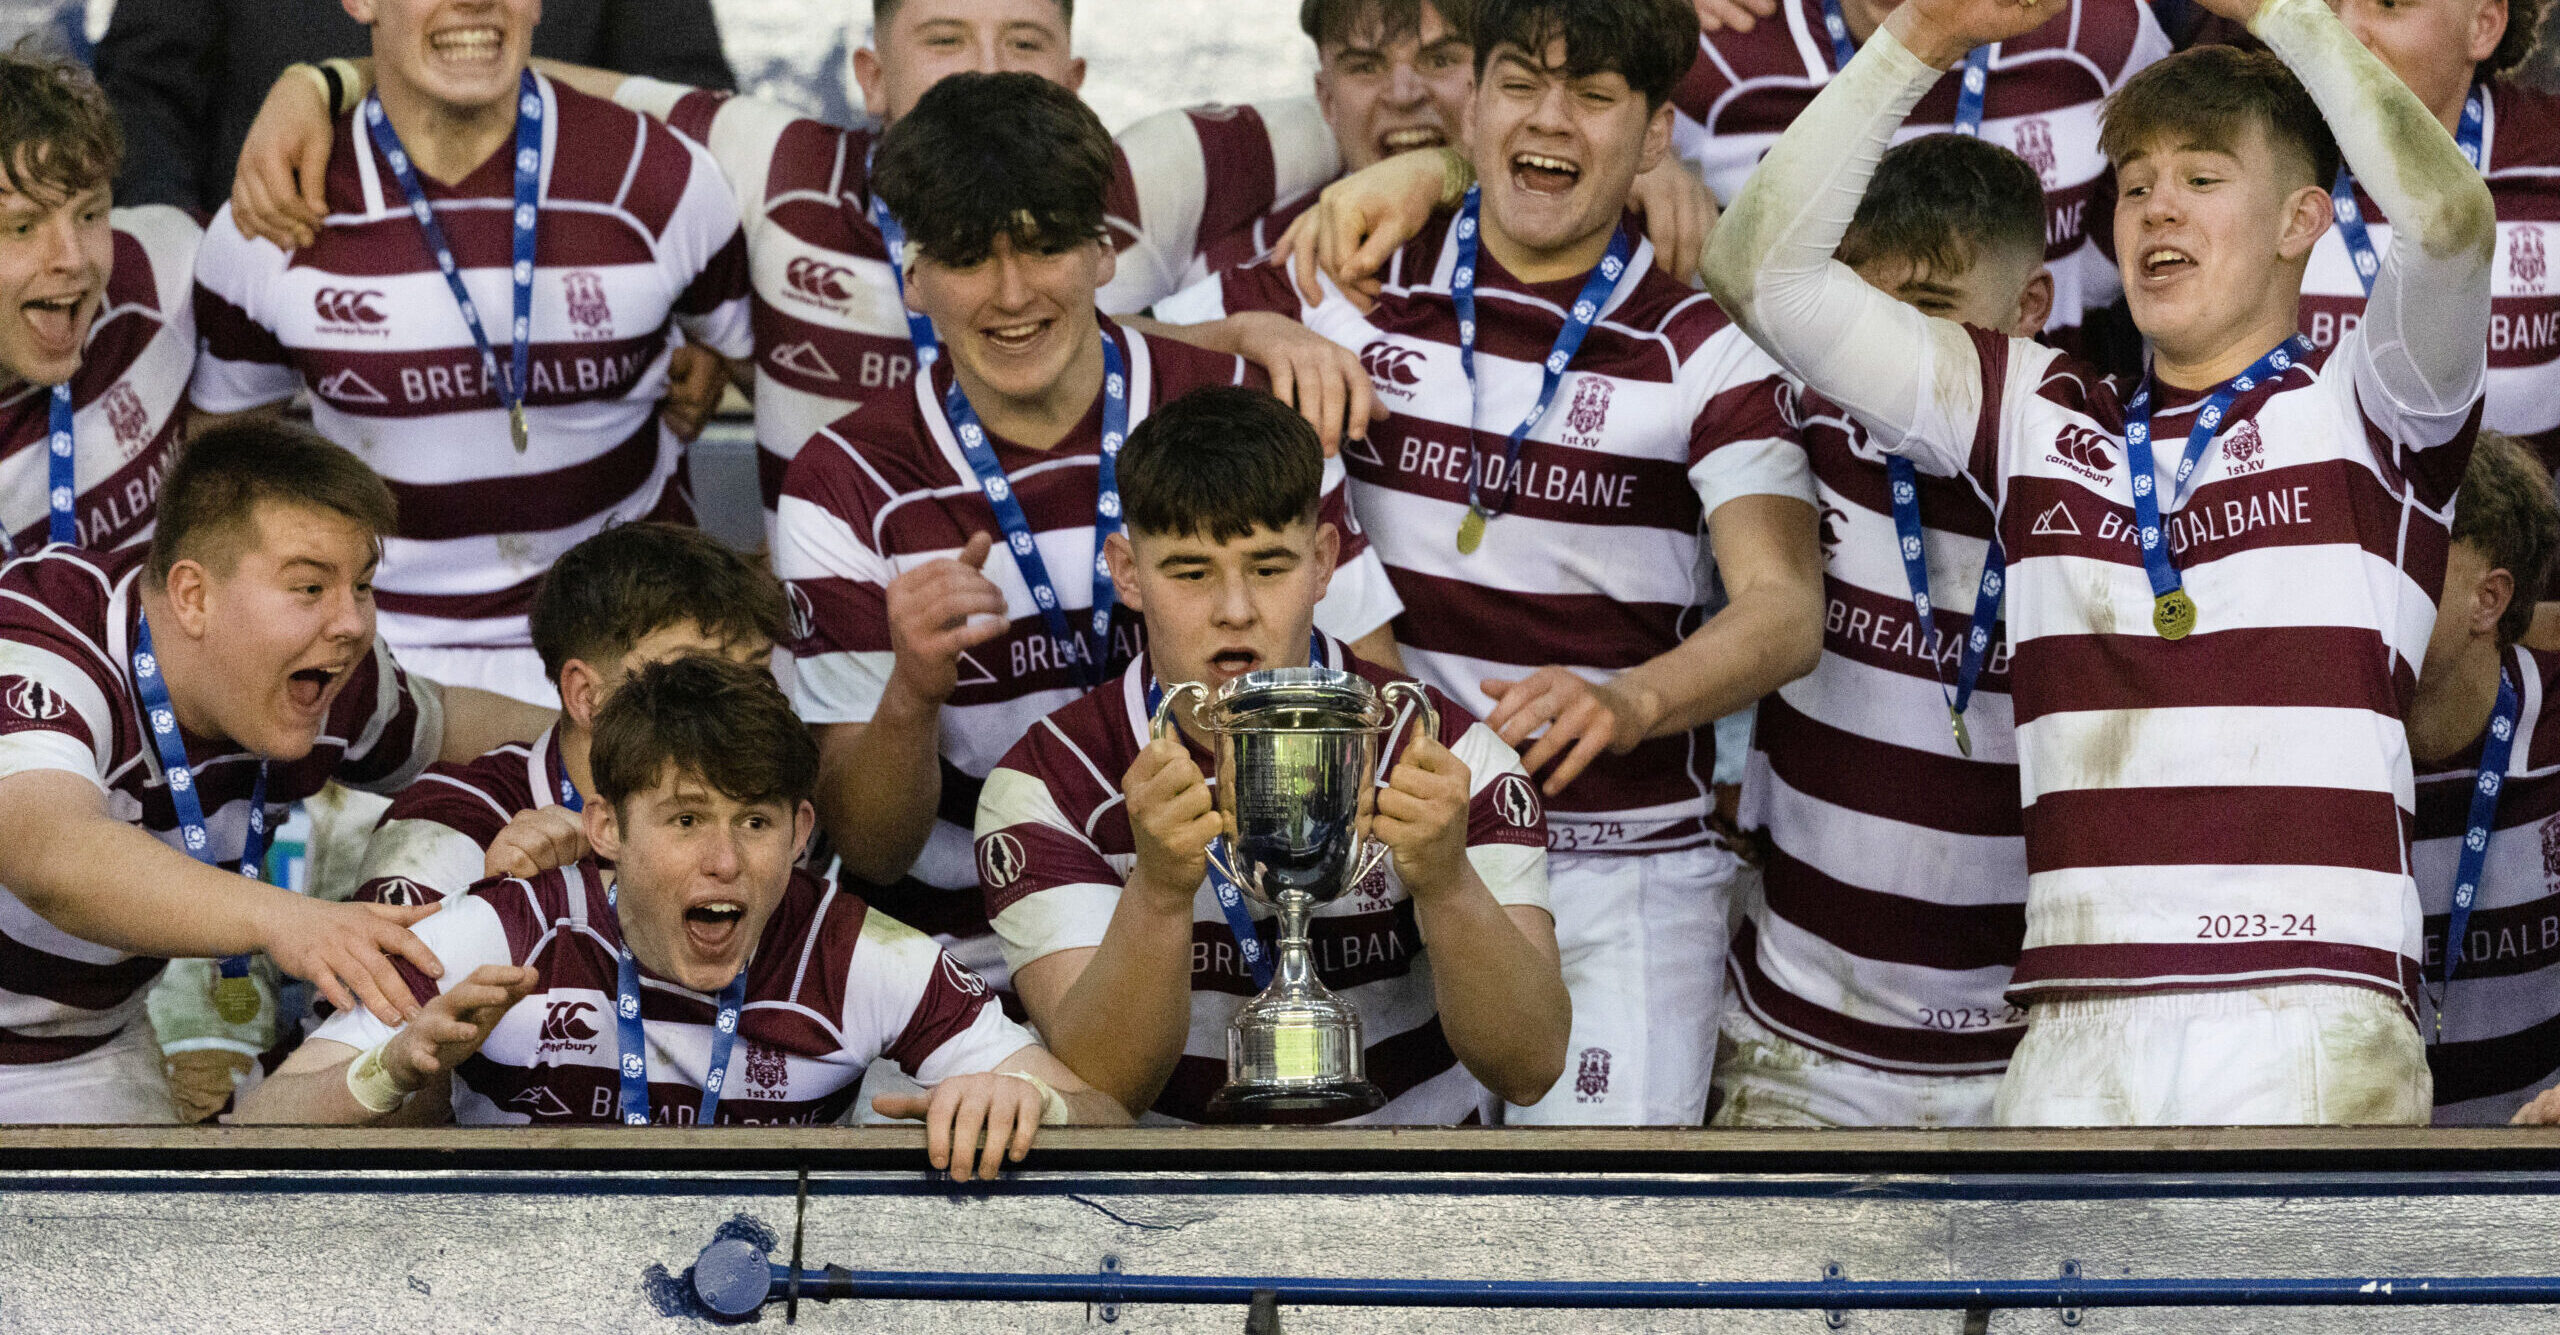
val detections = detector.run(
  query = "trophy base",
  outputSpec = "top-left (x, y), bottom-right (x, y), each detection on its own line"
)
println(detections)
top-left (1202, 1080), bottom-right (1388, 1125)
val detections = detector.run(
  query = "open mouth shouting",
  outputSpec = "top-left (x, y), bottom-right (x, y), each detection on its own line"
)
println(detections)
top-left (19, 288), bottom-right (91, 363)
top-left (1206, 645), bottom-right (1263, 682)
top-left (682, 896), bottom-right (748, 958)
top-left (2140, 247), bottom-right (2198, 282)
top-left (980, 317), bottom-right (1054, 358)
top-left (427, 24), bottom-right (506, 70)
top-left (284, 660), bottom-right (353, 719)
top-left (1510, 151), bottom-right (1583, 197)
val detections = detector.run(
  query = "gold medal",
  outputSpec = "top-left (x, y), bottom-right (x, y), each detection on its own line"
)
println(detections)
top-left (509, 403), bottom-right (530, 453)
top-left (2153, 589), bottom-right (2197, 641)
top-left (1949, 707), bottom-right (1973, 758)
top-left (1455, 505), bottom-right (1487, 555)
top-left (213, 974), bottom-right (260, 1025)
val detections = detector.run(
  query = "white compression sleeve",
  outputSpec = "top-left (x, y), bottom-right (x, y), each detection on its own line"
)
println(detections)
top-left (2252, 0), bottom-right (2494, 427)
top-left (1700, 28), bottom-right (1985, 476)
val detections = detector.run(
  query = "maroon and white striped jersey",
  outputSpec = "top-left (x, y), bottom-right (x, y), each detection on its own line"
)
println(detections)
top-left (1099, 97), bottom-right (1340, 315)
top-left (349, 725), bottom-right (578, 908)
top-left (0, 545), bottom-right (442, 1065)
top-left (1732, 391), bottom-right (2028, 1076)
top-left (2412, 644), bottom-right (2560, 1125)
top-left (2303, 82), bottom-right (2560, 473)
top-left (1671, 0), bottom-right (2168, 335)
top-left (975, 639), bottom-right (1551, 1124)
top-left (0, 207), bottom-right (198, 556)
top-left (1932, 325), bottom-right (2476, 1009)
top-left (775, 325), bottom-right (1400, 927)
top-left (189, 74), bottom-right (754, 655)
top-left (1163, 217), bottom-right (1814, 854)
top-left (308, 861), bottom-right (1034, 1124)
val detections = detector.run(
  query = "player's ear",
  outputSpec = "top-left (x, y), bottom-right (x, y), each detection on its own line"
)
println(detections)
top-left (2475, 565), bottom-right (2517, 639)
top-left (1637, 101), bottom-right (1674, 176)
top-left (2010, 268), bottom-right (2055, 340)
top-left (340, 0), bottom-right (378, 23)
top-left (583, 798), bottom-right (623, 864)
top-left (2470, 0), bottom-right (2510, 63)
top-left (557, 658), bottom-right (604, 730)
top-left (852, 45), bottom-right (890, 122)
top-left (791, 799), bottom-right (817, 862)
top-left (163, 559), bottom-right (213, 639)
top-left (1094, 237), bottom-right (1116, 289)
top-left (1063, 56), bottom-right (1087, 94)
top-left (1311, 521), bottom-right (1341, 602)
top-left (1104, 530), bottom-right (1145, 613)
top-left (2276, 181), bottom-right (2333, 262)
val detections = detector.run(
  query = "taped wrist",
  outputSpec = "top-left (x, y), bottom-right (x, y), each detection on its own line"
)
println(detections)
top-left (345, 1043), bottom-right (416, 1114)
top-left (1000, 1070), bottom-right (1072, 1125)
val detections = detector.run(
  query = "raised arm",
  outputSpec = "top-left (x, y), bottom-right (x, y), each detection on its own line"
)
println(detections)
top-left (2249, 0), bottom-right (2494, 424)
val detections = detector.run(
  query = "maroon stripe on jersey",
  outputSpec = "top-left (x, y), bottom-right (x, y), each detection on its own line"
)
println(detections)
top-left (1998, 461), bottom-right (2443, 588)
top-left (2422, 891), bottom-right (2560, 984)
top-left (0, 1026), bottom-right (119, 1065)
top-left (851, 873), bottom-right (992, 940)
top-left (106, 229), bottom-right (160, 312)
top-left (2023, 784), bottom-right (2406, 874)
top-left (290, 210), bottom-right (662, 277)
top-left (1390, 567), bottom-right (1684, 673)
top-left (2430, 1008), bottom-right (2560, 1108)
top-left (195, 284), bottom-right (290, 367)
top-left (0, 931), bottom-right (162, 1012)
top-left (666, 89), bottom-right (728, 143)
top-left (386, 413), bottom-right (665, 540)
top-left (1151, 1012), bottom-right (1462, 1123)
top-left (375, 569), bottom-right (545, 621)
top-left (1761, 847), bottom-right (2025, 972)
top-left (1186, 902), bottom-right (1425, 999)
top-left (1203, 193), bottom-right (1316, 275)
top-left (33, 429), bottom-right (175, 556)
top-left (1731, 920), bottom-right (2021, 1069)
top-left (765, 199), bottom-right (892, 265)
top-left (752, 298), bottom-right (916, 400)
top-left (2011, 626), bottom-right (2413, 725)
top-left (1757, 693), bottom-right (2023, 838)
top-left (1805, 426), bottom-right (1999, 542)
top-left (787, 573), bottom-right (883, 655)
top-left (1190, 106), bottom-right (1283, 243)
top-left (2010, 940), bottom-right (2413, 997)
top-left (618, 115), bottom-right (695, 238)
top-left (454, 1055), bottom-right (853, 1125)
top-left (675, 231), bottom-right (750, 316)
top-left (299, 330), bottom-right (671, 420)
top-left (879, 951), bottom-right (1001, 1074)
top-left (2490, 300), bottom-right (2560, 370)
top-left (1814, 577), bottom-right (2016, 696)
top-left (1350, 422), bottom-right (1703, 532)
top-left (1701, 53), bottom-right (2107, 139)
top-left (981, 817), bottom-right (1116, 919)
top-left (2416, 769), bottom-right (2560, 840)
top-left (1362, 288), bottom-right (1719, 384)
top-left (1527, 730), bottom-right (1710, 824)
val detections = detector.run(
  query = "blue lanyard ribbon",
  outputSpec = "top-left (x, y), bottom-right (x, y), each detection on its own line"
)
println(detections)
top-left (551, 735), bottom-right (584, 813)
top-left (612, 891), bottom-right (748, 1126)
top-left (866, 170), bottom-right (943, 368)
top-left (1448, 186), bottom-right (1632, 541)
top-left (2330, 84), bottom-right (2485, 299)
top-left (363, 69), bottom-right (543, 453)
top-left (134, 612), bottom-right (269, 985)
top-left (4, 384), bottom-right (78, 560)
top-left (2441, 666), bottom-right (2520, 1020)
top-left (1140, 630), bottom-right (1329, 991)
top-left (1822, 0), bottom-right (1990, 135)
top-left (940, 332), bottom-right (1131, 693)
top-left (1884, 458), bottom-right (2005, 756)
top-left (2120, 334), bottom-right (2311, 640)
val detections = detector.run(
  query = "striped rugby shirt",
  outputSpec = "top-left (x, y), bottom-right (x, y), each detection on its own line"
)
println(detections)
top-left (0, 207), bottom-right (199, 555)
top-left (2412, 643), bottom-right (2560, 1125)
top-left (190, 73), bottom-right (753, 656)
top-left (1732, 390), bottom-right (2029, 1075)
top-left (349, 724), bottom-right (580, 908)
top-left (775, 323), bottom-right (1401, 943)
top-left (0, 545), bottom-right (442, 1065)
top-left (1671, 0), bottom-right (2168, 339)
top-left (1162, 216), bottom-right (1815, 855)
top-left (1099, 97), bottom-right (1339, 315)
top-left (310, 862), bottom-right (1033, 1124)
top-left (974, 637), bottom-right (1550, 1124)
top-left (2303, 81), bottom-right (2560, 474)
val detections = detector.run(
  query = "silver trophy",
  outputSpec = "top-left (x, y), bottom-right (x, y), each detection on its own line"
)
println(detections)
top-left (1152, 666), bottom-right (1436, 1123)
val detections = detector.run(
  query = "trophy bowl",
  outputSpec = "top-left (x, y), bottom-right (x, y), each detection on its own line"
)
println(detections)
top-left (1152, 666), bottom-right (1435, 1123)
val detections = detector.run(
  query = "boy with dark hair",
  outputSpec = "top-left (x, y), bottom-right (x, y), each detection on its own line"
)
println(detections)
top-left (2305, 0), bottom-right (2560, 476)
top-left (1102, 0), bottom-right (1720, 311)
top-left (1719, 133), bottom-right (2049, 1127)
top-left (774, 74), bottom-right (1401, 1001)
top-left (0, 47), bottom-right (202, 556)
top-left (0, 421), bottom-right (538, 1122)
top-left (976, 386), bottom-right (1568, 1124)
top-left (1161, 0), bottom-right (1826, 1126)
top-left (350, 522), bottom-right (791, 909)
top-left (243, 655), bottom-right (1125, 1168)
top-left (1705, 0), bottom-right (2499, 1123)
top-left (2401, 431), bottom-right (2560, 1125)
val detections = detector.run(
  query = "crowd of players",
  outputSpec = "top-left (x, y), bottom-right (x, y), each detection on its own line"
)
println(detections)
top-left (0, 0), bottom-right (2556, 1165)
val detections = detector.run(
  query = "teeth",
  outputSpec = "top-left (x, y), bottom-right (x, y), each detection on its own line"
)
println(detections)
top-left (1384, 128), bottom-right (1442, 148)
top-left (1515, 153), bottom-right (1578, 173)
top-left (2147, 250), bottom-right (2186, 266)
top-left (430, 27), bottom-right (501, 55)
top-left (986, 322), bottom-right (1041, 342)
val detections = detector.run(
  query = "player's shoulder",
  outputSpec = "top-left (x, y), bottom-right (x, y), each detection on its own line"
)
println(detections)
top-left (1687, 12), bottom-right (1815, 107)
top-left (2489, 80), bottom-right (2560, 171)
top-left (1606, 261), bottom-right (1744, 363)
top-left (1131, 320), bottom-right (1251, 397)
top-left (1339, 644), bottom-right (1481, 750)
top-left (1995, 331), bottom-right (2123, 427)
top-left (997, 673), bottom-right (1145, 799)
top-left (546, 79), bottom-right (712, 237)
top-left (382, 738), bottom-right (541, 832)
top-left (0, 544), bottom-right (131, 645)
top-left (109, 204), bottom-right (203, 289)
top-left (783, 396), bottom-right (943, 506)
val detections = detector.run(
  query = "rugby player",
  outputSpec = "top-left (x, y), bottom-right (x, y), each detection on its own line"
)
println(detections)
top-left (1704, 0), bottom-right (2498, 1123)
top-left (976, 386), bottom-right (1566, 1123)
top-left (1719, 133), bottom-right (2049, 1127)
top-left (0, 422), bottom-right (560, 1122)
top-left (190, 0), bottom-right (756, 708)
top-left (242, 654), bottom-right (1126, 1174)
top-left (1158, 0), bottom-right (1825, 1126)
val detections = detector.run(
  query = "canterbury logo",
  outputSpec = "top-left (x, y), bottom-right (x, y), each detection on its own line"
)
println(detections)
top-left (313, 288), bottom-right (387, 325)
top-left (786, 257), bottom-right (856, 302)
top-left (538, 1000), bottom-right (598, 1043)
top-left (2051, 425), bottom-right (2116, 473)
top-left (1359, 342), bottom-right (1423, 387)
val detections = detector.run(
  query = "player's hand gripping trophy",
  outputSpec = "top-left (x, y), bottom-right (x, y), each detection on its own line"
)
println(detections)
top-left (1151, 666), bottom-right (1435, 1122)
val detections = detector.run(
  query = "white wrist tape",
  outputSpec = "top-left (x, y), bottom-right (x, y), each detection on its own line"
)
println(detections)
top-left (1000, 1070), bottom-right (1072, 1126)
top-left (345, 1043), bottom-right (414, 1114)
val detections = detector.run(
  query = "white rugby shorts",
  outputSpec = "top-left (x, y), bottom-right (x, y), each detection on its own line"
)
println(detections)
top-left (0, 1023), bottom-right (179, 1124)
top-left (1711, 1006), bottom-right (2003, 1127)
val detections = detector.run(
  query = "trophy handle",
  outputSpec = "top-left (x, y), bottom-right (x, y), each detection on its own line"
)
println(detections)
top-left (1150, 681), bottom-right (1210, 741)
top-left (1349, 681), bottom-right (1440, 893)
